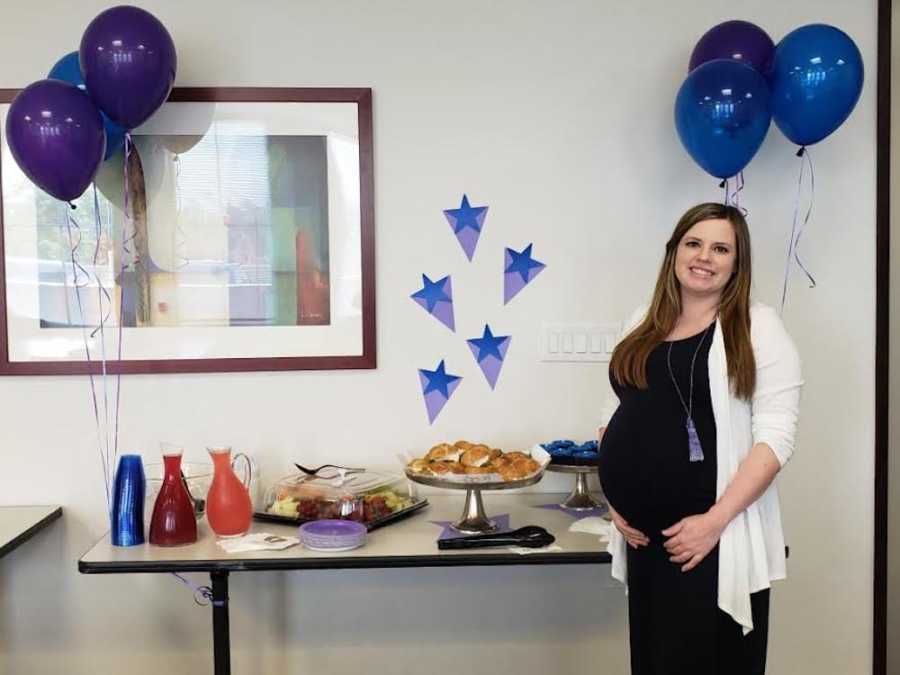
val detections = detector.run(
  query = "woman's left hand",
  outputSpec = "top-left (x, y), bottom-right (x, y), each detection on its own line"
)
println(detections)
top-left (661, 511), bottom-right (727, 572)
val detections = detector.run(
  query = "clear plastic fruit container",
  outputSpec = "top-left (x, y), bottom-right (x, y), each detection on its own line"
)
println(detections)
top-left (263, 470), bottom-right (416, 524)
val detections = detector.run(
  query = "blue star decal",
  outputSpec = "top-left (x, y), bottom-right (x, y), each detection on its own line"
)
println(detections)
top-left (467, 325), bottom-right (508, 363)
top-left (410, 274), bottom-right (451, 312)
top-left (420, 360), bottom-right (462, 398)
top-left (445, 195), bottom-right (488, 233)
top-left (505, 244), bottom-right (544, 282)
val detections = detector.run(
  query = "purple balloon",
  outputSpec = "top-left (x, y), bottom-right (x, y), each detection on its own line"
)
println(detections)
top-left (5, 79), bottom-right (106, 202)
top-left (79, 5), bottom-right (177, 129)
top-left (689, 20), bottom-right (775, 74)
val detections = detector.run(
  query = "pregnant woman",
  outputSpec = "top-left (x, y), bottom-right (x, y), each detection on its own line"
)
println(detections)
top-left (597, 202), bottom-right (803, 675)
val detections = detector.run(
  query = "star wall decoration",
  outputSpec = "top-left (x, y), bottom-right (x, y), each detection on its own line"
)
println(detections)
top-left (443, 194), bottom-right (488, 261)
top-left (410, 274), bottom-right (455, 331)
top-left (466, 324), bottom-right (511, 390)
top-left (418, 360), bottom-right (463, 424)
top-left (503, 243), bottom-right (546, 304)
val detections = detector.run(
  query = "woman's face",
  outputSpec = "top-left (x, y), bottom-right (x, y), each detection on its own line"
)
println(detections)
top-left (674, 218), bottom-right (737, 300)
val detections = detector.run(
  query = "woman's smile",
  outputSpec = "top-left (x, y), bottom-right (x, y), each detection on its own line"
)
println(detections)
top-left (688, 265), bottom-right (715, 279)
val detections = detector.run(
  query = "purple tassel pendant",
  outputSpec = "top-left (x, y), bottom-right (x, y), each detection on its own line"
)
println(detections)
top-left (686, 417), bottom-right (704, 462)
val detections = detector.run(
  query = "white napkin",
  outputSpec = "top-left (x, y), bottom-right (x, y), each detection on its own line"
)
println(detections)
top-left (569, 516), bottom-right (612, 540)
top-left (216, 533), bottom-right (299, 553)
top-left (507, 544), bottom-right (564, 555)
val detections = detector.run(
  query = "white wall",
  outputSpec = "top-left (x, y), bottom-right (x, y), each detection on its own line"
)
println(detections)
top-left (0, 1), bottom-right (877, 673)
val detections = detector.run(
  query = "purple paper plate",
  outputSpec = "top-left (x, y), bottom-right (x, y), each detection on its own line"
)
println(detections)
top-left (299, 519), bottom-right (367, 551)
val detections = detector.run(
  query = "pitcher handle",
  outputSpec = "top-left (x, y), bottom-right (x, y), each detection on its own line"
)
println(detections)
top-left (232, 452), bottom-right (253, 489)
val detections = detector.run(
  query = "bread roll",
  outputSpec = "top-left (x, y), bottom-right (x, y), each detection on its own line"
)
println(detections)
top-left (464, 465), bottom-right (493, 475)
top-left (425, 443), bottom-right (453, 462)
top-left (489, 455), bottom-right (510, 470)
top-left (428, 463), bottom-right (451, 476)
top-left (446, 461), bottom-right (466, 474)
top-left (408, 458), bottom-right (430, 474)
top-left (461, 446), bottom-right (491, 467)
top-left (499, 457), bottom-right (541, 481)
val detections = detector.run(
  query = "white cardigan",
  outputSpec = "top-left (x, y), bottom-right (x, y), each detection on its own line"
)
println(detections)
top-left (599, 302), bottom-right (803, 634)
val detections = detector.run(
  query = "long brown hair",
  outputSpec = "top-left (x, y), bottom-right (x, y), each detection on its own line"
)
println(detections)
top-left (609, 203), bottom-right (756, 400)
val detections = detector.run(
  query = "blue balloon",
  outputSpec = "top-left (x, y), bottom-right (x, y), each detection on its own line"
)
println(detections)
top-left (675, 59), bottom-right (772, 179)
top-left (48, 51), bottom-right (125, 160)
top-left (47, 51), bottom-right (83, 85)
top-left (768, 24), bottom-right (863, 146)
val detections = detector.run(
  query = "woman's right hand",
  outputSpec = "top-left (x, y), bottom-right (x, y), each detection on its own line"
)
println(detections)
top-left (608, 503), bottom-right (649, 549)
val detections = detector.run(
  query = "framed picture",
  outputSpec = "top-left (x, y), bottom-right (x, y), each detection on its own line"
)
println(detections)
top-left (0, 87), bottom-right (375, 374)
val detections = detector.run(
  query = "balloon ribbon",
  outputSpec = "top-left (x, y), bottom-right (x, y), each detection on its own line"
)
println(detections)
top-left (780, 147), bottom-right (817, 312)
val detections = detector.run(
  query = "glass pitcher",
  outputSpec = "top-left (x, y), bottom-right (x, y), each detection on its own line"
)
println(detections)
top-left (206, 446), bottom-right (253, 538)
top-left (148, 449), bottom-right (198, 546)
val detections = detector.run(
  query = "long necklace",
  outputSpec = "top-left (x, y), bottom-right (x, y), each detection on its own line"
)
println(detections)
top-left (666, 321), bottom-right (715, 463)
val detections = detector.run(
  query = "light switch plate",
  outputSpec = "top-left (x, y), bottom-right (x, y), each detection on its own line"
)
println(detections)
top-left (541, 322), bottom-right (621, 362)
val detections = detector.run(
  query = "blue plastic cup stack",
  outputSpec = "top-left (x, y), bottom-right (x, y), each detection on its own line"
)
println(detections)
top-left (111, 454), bottom-right (146, 546)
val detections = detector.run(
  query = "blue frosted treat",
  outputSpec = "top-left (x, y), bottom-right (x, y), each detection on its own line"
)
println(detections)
top-left (544, 439), bottom-right (601, 465)
top-left (550, 446), bottom-right (574, 458)
top-left (543, 440), bottom-right (577, 454)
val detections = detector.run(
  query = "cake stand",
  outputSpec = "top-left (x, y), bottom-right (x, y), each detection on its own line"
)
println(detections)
top-left (545, 463), bottom-right (604, 510)
top-left (405, 470), bottom-right (544, 534)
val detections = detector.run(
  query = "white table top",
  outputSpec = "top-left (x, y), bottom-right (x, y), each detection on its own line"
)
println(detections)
top-left (80, 493), bottom-right (610, 573)
top-left (0, 505), bottom-right (62, 559)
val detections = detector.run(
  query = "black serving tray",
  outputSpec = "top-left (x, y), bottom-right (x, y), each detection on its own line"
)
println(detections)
top-left (253, 498), bottom-right (429, 532)
top-left (549, 455), bottom-right (599, 467)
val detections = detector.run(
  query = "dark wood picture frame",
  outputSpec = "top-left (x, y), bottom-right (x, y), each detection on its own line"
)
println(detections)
top-left (0, 87), bottom-right (376, 375)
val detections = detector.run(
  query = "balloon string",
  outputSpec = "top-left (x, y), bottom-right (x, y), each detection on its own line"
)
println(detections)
top-left (720, 175), bottom-right (747, 215)
top-left (792, 148), bottom-right (817, 289)
top-left (89, 186), bottom-right (113, 336)
top-left (114, 133), bottom-right (134, 476)
top-left (121, 135), bottom-right (137, 272)
top-left (174, 155), bottom-right (189, 271)
top-left (171, 573), bottom-right (225, 608)
top-left (91, 184), bottom-right (113, 508)
top-left (719, 171), bottom-right (747, 216)
top-left (780, 147), bottom-right (817, 313)
top-left (62, 203), bottom-right (110, 509)
top-left (733, 171), bottom-right (747, 216)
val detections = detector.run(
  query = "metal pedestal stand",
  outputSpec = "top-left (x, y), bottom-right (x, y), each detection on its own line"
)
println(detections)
top-left (406, 471), bottom-right (545, 534)
top-left (545, 464), bottom-right (604, 510)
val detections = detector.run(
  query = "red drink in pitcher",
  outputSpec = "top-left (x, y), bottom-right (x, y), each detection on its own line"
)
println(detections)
top-left (206, 447), bottom-right (253, 537)
top-left (149, 451), bottom-right (198, 546)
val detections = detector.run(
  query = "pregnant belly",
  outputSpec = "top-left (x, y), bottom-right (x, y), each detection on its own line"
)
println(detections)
top-left (599, 412), bottom-right (646, 516)
top-left (598, 411), bottom-right (676, 534)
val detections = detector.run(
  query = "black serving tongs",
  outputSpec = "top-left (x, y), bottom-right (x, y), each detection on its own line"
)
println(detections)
top-left (437, 525), bottom-right (556, 550)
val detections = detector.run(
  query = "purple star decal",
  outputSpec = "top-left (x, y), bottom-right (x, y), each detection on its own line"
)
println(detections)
top-left (503, 243), bottom-right (546, 304)
top-left (430, 514), bottom-right (511, 541)
top-left (418, 360), bottom-right (463, 424)
top-left (443, 194), bottom-right (488, 261)
top-left (411, 274), bottom-right (455, 331)
top-left (535, 503), bottom-right (608, 519)
top-left (467, 324), bottom-right (511, 390)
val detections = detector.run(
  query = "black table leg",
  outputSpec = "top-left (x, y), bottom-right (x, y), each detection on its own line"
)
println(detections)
top-left (211, 570), bottom-right (231, 675)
